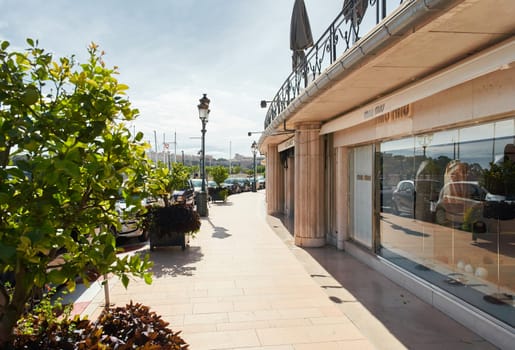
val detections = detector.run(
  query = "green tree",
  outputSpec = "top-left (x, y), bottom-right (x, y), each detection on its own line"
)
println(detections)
top-left (146, 162), bottom-right (191, 207)
top-left (0, 40), bottom-right (153, 344)
top-left (210, 165), bottom-right (229, 187)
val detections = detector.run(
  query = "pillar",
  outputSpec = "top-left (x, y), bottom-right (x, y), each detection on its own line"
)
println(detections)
top-left (294, 122), bottom-right (324, 247)
top-left (266, 143), bottom-right (284, 215)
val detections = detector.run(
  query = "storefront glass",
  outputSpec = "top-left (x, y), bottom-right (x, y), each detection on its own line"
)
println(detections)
top-left (378, 118), bottom-right (515, 327)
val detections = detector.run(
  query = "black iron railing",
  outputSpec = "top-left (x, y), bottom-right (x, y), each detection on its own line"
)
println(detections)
top-left (264, 0), bottom-right (404, 130)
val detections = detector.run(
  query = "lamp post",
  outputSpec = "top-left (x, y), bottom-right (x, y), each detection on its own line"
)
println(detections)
top-left (251, 140), bottom-right (258, 192)
top-left (197, 94), bottom-right (210, 217)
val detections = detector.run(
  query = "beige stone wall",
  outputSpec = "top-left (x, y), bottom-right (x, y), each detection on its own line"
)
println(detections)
top-left (334, 68), bottom-right (515, 148)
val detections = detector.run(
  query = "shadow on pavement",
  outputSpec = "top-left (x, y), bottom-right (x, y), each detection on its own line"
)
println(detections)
top-left (303, 245), bottom-right (490, 349)
top-left (207, 218), bottom-right (231, 239)
top-left (136, 246), bottom-right (204, 278)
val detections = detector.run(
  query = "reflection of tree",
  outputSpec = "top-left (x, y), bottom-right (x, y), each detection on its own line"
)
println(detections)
top-left (468, 163), bottom-right (484, 181)
top-left (481, 159), bottom-right (515, 198)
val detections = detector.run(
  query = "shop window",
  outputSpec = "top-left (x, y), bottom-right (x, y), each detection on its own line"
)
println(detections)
top-left (378, 117), bottom-right (515, 327)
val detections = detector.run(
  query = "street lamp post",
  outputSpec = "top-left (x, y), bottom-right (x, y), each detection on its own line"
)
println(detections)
top-left (197, 94), bottom-right (210, 217)
top-left (251, 140), bottom-right (258, 192)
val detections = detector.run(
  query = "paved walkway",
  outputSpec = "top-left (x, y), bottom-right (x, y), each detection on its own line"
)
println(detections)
top-left (77, 191), bottom-right (496, 349)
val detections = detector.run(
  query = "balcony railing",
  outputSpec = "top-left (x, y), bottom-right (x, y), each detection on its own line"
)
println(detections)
top-left (264, 0), bottom-right (404, 130)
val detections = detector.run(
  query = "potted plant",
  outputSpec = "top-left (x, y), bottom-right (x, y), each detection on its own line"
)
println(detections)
top-left (148, 204), bottom-right (200, 251)
top-left (208, 165), bottom-right (229, 203)
top-left (146, 162), bottom-right (201, 250)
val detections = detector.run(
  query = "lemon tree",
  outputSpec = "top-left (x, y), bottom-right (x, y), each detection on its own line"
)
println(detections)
top-left (0, 39), bottom-right (153, 344)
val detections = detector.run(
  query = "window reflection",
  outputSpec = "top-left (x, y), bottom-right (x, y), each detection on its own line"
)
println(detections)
top-left (378, 118), bottom-right (515, 327)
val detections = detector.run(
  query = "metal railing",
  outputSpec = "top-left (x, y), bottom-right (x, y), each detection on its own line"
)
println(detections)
top-left (264, 0), bottom-right (404, 129)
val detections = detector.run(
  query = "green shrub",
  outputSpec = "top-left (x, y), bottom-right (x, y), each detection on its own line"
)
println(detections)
top-left (13, 301), bottom-right (189, 349)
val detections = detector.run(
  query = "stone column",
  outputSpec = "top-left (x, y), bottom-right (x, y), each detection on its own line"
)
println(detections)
top-left (294, 122), bottom-right (324, 247)
top-left (266, 143), bottom-right (284, 215)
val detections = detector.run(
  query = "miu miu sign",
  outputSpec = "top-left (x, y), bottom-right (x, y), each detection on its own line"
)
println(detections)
top-left (364, 103), bottom-right (412, 123)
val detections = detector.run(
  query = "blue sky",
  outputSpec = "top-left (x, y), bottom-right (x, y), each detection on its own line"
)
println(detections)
top-left (0, 0), bottom-right (344, 158)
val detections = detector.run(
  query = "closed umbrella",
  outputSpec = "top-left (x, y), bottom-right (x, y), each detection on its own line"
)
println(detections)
top-left (290, 0), bottom-right (313, 70)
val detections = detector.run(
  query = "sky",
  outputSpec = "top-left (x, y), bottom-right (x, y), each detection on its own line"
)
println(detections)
top-left (0, 0), bottom-right (345, 159)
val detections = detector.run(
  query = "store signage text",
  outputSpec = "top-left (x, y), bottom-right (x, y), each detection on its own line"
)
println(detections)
top-left (363, 103), bottom-right (412, 123)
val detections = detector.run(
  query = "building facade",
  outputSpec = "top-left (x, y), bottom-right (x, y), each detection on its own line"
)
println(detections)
top-left (259, 0), bottom-right (514, 348)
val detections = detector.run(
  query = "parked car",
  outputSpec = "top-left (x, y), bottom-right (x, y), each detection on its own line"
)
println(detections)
top-left (234, 178), bottom-right (251, 192)
top-left (171, 179), bottom-right (195, 205)
top-left (257, 176), bottom-right (266, 189)
top-left (113, 198), bottom-right (150, 242)
top-left (191, 178), bottom-right (203, 194)
top-left (223, 178), bottom-right (242, 194)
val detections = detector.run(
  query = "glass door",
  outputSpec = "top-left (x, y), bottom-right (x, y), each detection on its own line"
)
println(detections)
top-left (350, 145), bottom-right (374, 248)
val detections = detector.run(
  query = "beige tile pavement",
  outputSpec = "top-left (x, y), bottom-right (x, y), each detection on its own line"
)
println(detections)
top-left (81, 191), bottom-right (381, 349)
top-left (79, 190), bottom-right (495, 349)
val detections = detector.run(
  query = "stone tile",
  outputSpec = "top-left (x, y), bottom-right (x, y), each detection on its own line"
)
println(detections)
top-left (257, 324), bottom-right (364, 346)
top-left (185, 329), bottom-right (260, 350)
top-left (294, 340), bottom-right (376, 350)
top-left (234, 300), bottom-right (273, 312)
top-left (216, 320), bottom-right (269, 331)
top-left (183, 312), bottom-right (228, 325)
top-left (277, 307), bottom-right (325, 319)
top-left (308, 316), bottom-right (352, 325)
top-left (193, 302), bottom-right (234, 314)
top-left (267, 318), bottom-right (312, 328)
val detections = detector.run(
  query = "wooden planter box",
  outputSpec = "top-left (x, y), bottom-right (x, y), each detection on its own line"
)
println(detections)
top-left (149, 227), bottom-right (190, 251)
top-left (148, 205), bottom-right (200, 251)
top-left (209, 187), bottom-right (228, 203)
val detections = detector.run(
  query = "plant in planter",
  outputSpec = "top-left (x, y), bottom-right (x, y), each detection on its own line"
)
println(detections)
top-left (13, 300), bottom-right (189, 349)
top-left (148, 204), bottom-right (200, 251)
top-left (146, 163), bottom-right (201, 250)
top-left (209, 165), bottom-right (229, 202)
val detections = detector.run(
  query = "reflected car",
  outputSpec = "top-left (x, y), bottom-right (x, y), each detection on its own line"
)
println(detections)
top-left (391, 180), bottom-right (415, 216)
top-left (392, 179), bottom-right (441, 220)
top-left (434, 181), bottom-right (488, 226)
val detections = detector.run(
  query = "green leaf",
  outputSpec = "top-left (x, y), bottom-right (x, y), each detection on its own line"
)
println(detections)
top-left (26, 38), bottom-right (34, 47)
top-left (0, 245), bottom-right (16, 263)
top-left (121, 274), bottom-right (129, 288)
top-left (1, 40), bottom-right (9, 50)
top-left (116, 83), bottom-right (129, 92)
top-left (47, 269), bottom-right (68, 285)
